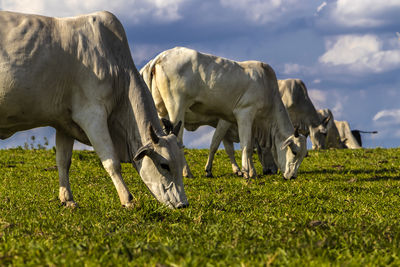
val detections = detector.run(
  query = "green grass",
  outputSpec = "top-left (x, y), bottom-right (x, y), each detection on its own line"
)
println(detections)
top-left (1, 147), bottom-right (400, 266)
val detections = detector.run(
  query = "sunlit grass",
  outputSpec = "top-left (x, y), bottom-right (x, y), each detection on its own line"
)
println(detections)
top-left (1, 147), bottom-right (400, 266)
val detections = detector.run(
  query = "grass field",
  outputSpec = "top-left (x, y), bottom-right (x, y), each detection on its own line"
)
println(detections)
top-left (1, 147), bottom-right (400, 266)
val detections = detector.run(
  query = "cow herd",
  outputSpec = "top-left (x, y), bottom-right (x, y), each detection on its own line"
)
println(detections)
top-left (0, 11), bottom-right (376, 209)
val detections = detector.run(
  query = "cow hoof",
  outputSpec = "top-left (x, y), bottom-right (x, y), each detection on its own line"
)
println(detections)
top-left (62, 201), bottom-right (78, 208)
top-left (123, 202), bottom-right (136, 209)
top-left (263, 169), bottom-right (276, 175)
top-left (243, 172), bottom-right (256, 179)
top-left (205, 172), bottom-right (214, 178)
top-left (235, 170), bottom-right (243, 177)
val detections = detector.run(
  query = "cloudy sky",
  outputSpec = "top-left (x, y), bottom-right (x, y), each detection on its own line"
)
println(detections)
top-left (1, 0), bottom-right (400, 149)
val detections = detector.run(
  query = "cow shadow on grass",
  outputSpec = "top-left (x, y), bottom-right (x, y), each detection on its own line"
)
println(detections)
top-left (301, 167), bottom-right (398, 175)
top-left (301, 167), bottom-right (400, 182)
top-left (360, 175), bottom-right (400, 182)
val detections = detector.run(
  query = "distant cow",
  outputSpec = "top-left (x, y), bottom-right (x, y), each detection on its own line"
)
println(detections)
top-left (317, 109), bottom-right (346, 149)
top-left (192, 79), bottom-right (331, 177)
top-left (318, 109), bottom-right (377, 149)
top-left (140, 47), bottom-right (307, 179)
top-left (0, 11), bottom-right (188, 208)
top-left (278, 79), bottom-right (329, 149)
top-left (350, 130), bottom-right (378, 147)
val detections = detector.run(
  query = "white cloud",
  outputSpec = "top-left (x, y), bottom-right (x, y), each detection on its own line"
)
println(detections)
top-left (316, 2), bottom-right (327, 13)
top-left (130, 43), bottom-right (166, 67)
top-left (332, 0), bottom-right (400, 28)
top-left (184, 126), bottom-right (215, 148)
top-left (219, 0), bottom-right (316, 24)
top-left (0, 0), bottom-right (184, 24)
top-left (373, 109), bottom-right (400, 123)
top-left (308, 89), bottom-right (347, 118)
top-left (312, 79), bottom-right (321, 84)
top-left (319, 34), bottom-right (400, 73)
top-left (308, 89), bottom-right (327, 109)
top-left (283, 63), bottom-right (301, 74)
top-left (0, 127), bottom-right (54, 149)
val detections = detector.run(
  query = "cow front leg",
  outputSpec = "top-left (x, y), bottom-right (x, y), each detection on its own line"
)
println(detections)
top-left (56, 130), bottom-right (76, 207)
top-left (256, 145), bottom-right (278, 175)
top-left (205, 119), bottom-right (232, 177)
top-left (236, 112), bottom-right (256, 179)
top-left (74, 109), bottom-right (133, 207)
top-left (223, 139), bottom-right (242, 176)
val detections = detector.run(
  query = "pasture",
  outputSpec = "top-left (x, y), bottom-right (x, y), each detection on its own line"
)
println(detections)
top-left (1, 147), bottom-right (400, 266)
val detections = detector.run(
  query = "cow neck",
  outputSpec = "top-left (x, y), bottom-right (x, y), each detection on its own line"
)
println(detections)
top-left (127, 70), bottom-right (164, 146)
top-left (308, 108), bottom-right (324, 128)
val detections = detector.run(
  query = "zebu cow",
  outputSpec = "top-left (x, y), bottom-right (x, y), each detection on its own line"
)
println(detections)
top-left (0, 11), bottom-right (188, 208)
top-left (318, 110), bottom-right (377, 149)
top-left (317, 109), bottom-right (346, 149)
top-left (140, 47), bottom-right (307, 179)
top-left (150, 78), bottom-right (329, 177)
top-left (201, 78), bottom-right (330, 177)
top-left (278, 79), bottom-right (329, 149)
top-left (350, 130), bottom-right (378, 147)
top-left (334, 121), bottom-right (377, 148)
top-left (334, 121), bottom-right (362, 149)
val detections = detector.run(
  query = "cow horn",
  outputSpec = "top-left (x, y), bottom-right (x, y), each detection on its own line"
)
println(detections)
top-left (149, 125), bottom-right (159, 144)
top-left (134, 143), bottom-right (154, 161)
top-left (172, 121), bottom-right (182, 137)
top-left (294, 127), bottom-right (299, 138)
top-left (161, 118), bottom-right (174, 134)
top-left (322, 113), bottom-right (332, 126)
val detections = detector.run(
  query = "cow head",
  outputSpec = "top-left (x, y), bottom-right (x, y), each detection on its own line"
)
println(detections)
top-left (276, 128), bottom-right (307, 179)
top-left (309, 124), bottom-right (327, 149)
top-left (310, 113), bottom-right (331, 149)
top-left (134, 121), bottom-right (188, 209)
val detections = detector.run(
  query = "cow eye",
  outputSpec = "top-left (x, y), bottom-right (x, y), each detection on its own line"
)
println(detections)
top-left (160, 163), bottom-right (170, 172)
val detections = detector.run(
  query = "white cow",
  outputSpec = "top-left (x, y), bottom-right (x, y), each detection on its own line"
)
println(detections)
top-left (318, 109), bottom-right (377, 149)
top-left (317, 109), bottom-right (346, 149)
top-left (0, 11), bottom-right (188, 209)
top-left (140, 47), bottom-right (307, 179)
top-left (334, 121), bottom-right (362, 149)
top-left (200, 78), bottom-right (330, 177)
top-left (278, 79), bottom-right (329, 149)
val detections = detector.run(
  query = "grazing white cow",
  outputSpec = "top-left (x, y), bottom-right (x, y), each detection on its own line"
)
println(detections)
top-left (278, 79), bottom-right (329, 149)
top-left (157, 78), bottom-right (329, 177)
top-left (317, 109), bottom-right (346, 149)
top-left (318, 109), bottom-right (377, 149)
top-left (140, 47), bottom-right (307, 179)
top-left (0, 11), bottom-right (188, 209)
top-left (334, 121), bottom-right (362, 149)
top-left (202, 78), bottom-right (330, 177)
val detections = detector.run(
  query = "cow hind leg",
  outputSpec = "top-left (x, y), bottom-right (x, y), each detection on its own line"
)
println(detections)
top-left (56, 130), bottom-right (76, 207)
top-left (259, 147), bottom-right (278, 175)
top-left (223, 139), bottom-right (242, 176)
top-left (205, 120), bottom-right (232, 177)
top-left (73, 108), bottom-right (133, 207)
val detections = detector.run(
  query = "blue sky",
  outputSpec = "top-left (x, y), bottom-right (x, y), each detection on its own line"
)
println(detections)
top-left (1, 0), bottom-right (400, 149)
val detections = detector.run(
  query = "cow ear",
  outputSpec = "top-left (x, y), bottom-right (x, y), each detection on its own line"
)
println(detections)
top-left (134, 143), bottom-right (153, 161)
top-left (149, 125), bottom-right (159, 144)
top-left (322, 113), bottom-right (332, 126)
top-left (172, 121), bottom-right (182, 136)
top-left (161, 118), bottom-right (174, 134)
top-left (294, 127), bottom-right (300, 138)
top-left (281, 137), bottom-right (294, 151)
top-left (281, 136), bottom-right (300, 155)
